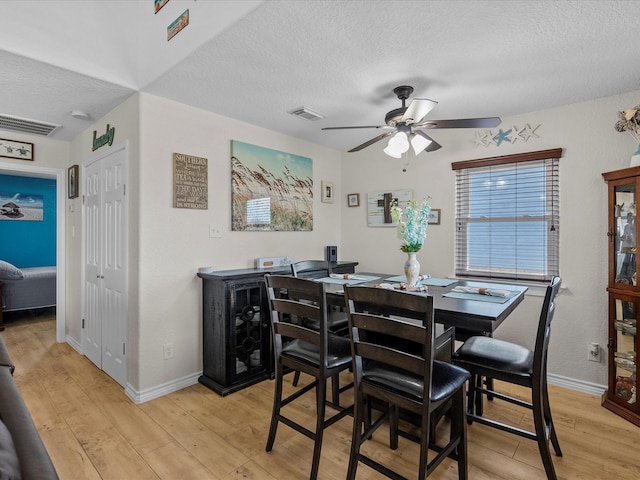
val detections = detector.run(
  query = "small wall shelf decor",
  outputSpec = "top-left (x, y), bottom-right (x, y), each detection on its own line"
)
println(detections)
top-left (0, 138), bottom-right (34, 161)
top-left (347, 193), bottom-right (360, 207)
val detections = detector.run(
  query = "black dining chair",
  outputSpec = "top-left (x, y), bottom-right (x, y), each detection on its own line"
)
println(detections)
top-left (453, 276), bottom-right (562, 480)
top-left (344, 285), bottom-right (471, 480)
top-left (290, 260), bottom-right (350, 394)
top-left (264, 274), bottom-right (353, 480)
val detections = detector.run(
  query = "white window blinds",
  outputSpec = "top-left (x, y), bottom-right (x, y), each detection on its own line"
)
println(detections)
top-left (452, 149), bottom-right (561, 282)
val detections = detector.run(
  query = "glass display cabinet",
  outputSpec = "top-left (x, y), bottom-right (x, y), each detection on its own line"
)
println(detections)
top-left (603, 167), bottom-right (640, 426)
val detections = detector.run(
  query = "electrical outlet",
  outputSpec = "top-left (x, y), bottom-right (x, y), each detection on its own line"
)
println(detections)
top-left (163, 343), bottom-right (174, 360)
top-left (588, 342), bottom-right (600, 362)
top-left (209, 224), bottom-right (222, 238)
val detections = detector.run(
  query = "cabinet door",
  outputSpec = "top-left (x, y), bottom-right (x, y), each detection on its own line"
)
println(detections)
top-left (611, 180), bottom-right (637, 288)
top-left (610, 296), bottom-right (637, 411)
top-left (230, 282), bottom-right (268, 383)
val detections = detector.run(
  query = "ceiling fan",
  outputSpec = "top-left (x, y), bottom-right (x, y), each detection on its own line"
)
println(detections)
top-left (322, 85), bottom-right (501, 157)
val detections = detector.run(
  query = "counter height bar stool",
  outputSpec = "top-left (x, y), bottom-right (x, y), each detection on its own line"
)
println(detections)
top-left (344, 285), bottom-right (470, 480)
top-left (453, 276), bottom-right (562, 480)
top-left (264, 274), bottom-right (353, 480)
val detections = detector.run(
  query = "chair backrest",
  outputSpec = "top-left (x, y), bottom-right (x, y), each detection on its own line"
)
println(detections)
top-left (533, 276), bottom-right (562, 383)
top-left (265, 274), bottom-right (330, 363)
top-left (344, 285), bottom-right (436, 411)
top-left (290, 260), bottom-right (332, 278)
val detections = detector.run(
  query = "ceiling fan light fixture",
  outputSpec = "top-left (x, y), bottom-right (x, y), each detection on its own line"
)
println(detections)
top-left (387, 131), bottom-right (410, 154)
top-left (410, 133), bottom-right (432, 155)
top-left (383, 145), bottom-right (403, 158)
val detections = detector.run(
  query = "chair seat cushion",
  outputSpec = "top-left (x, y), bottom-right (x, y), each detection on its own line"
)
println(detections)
top-left (282, 335), bottom-right (351, 369)
top-left (454, 336), bottom-right (533, 379)
top-left (362, 360), bottom-right (470, 403)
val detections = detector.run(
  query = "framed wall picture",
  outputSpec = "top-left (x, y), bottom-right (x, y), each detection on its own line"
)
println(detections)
top-left (321, 180), bottom-right (334, 203)
top-left (427, 208), bottom-right (441, 225)
top-left (68, 165), bottom-right (79, 199)
top-left (0, 138), bottom-right (34, 161)
top-left (347, 193), bottom-right (360, 207)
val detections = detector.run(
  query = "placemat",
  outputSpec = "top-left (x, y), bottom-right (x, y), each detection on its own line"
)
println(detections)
top-left (442, 290), bottom-right (519, 304)
top-left (316, 275), bottom-right (380, 285)
top-left (385, 275), bottom-right (457, 287)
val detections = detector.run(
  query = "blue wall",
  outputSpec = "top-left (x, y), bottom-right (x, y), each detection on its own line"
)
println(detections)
top-left (0, 174), bottom-right (56, 267)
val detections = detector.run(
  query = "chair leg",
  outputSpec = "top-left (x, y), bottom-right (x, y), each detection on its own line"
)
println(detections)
top-left (266, 363), bottom-right (284, 452)
top-left (346, 389), bottom-right (364, 480)
top-left (474, 374), bottom-right (484, 416)
top-left (389, 404), bottom-right (399, 450)
top-left (292, 370), bottom-right (301, 386)
top-left (331, 374), bottom-right (340, 406)
top-left (533, 388), bottom-right (560, 480)
top-left (310, 378), bottom-right (327, 480)
top-left (452, 385), bottom-right (469, 480)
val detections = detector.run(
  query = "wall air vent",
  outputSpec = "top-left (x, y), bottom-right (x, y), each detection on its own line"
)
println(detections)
top-left (288, 106), bottom-right (325, 121)
top-left (0, 114), bottom-right (61, 136)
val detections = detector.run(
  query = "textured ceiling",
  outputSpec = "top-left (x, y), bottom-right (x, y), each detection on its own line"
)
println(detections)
top-left (1, 0), bottom-right (639, 151)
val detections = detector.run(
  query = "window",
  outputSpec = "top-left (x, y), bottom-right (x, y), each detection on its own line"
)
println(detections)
top-left (452, 149), bottom-right (561, 282)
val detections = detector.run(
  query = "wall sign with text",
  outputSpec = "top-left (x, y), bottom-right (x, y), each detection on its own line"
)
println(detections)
top-left (173, 153), bottom-right (208, 209)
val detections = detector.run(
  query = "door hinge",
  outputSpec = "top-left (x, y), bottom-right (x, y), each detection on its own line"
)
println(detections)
top-left (82, 318), bottom-right (85, 328)
top-left (123, 343), bottom-right (126, 355)
top-left (82, 194), bottom-right (85, 204)
top-left (123, 184), bottom-right (126, 196)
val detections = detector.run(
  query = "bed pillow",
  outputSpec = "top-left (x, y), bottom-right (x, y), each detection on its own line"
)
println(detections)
top-left (0, 419), bottom-right (21, 480)
top-left (0, 261), bottom-right (24, 280)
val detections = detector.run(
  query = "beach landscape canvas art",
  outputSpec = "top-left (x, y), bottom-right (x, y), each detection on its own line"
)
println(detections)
top-left (0, 191), bottom-right (44, 221)
top-left (231, 140), bottom-right (313, 231)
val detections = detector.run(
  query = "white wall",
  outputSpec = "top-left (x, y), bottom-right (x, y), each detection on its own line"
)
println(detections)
top-left (341, 89), bottom-right (640, 390)
top-left (135, 93), bottom-right (343, 394)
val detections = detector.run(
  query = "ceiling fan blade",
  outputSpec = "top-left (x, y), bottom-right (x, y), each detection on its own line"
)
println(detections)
top-left (401, 98), bottom-right (437, 124)
top-left (321, 125), bottom-right (388, 130)
top-left (348, 131), bottom-right (395, 152)
top-left (413, 130), bottom-right (442, 153)
top-left (416, 117), bottom-right (502, 129)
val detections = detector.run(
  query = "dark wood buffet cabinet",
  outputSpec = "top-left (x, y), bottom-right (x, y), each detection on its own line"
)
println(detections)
top-left (602, 167), bottom-right (640, 426)
top-left (197, 261), bottom-right (358, 395)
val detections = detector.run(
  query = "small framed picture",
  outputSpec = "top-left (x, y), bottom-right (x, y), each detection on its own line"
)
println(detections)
top-left (68, 165), bottom-right (79, 199)
top-left (347, 193), bottom-right (360, 207)
top-left (427, 208), bottom-right (441, 225)
top-left (321, 180), bottom-right (334, 203)
top-left (0, 138), bottom-right (34, 161)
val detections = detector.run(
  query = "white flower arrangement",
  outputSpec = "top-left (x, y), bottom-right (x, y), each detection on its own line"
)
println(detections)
top-left (615, 105), bottom-right (640, 143)
top-left (390, 197), bottom-right (431, 252)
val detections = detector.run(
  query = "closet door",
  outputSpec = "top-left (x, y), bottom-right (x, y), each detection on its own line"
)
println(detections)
top-left (83, 145), bottom-right (128, 387)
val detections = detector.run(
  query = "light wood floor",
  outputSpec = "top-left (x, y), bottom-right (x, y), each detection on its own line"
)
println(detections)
top-left (2, 311), bottom-right (640, 480)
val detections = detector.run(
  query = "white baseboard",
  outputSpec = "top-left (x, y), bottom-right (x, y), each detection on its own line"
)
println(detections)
top-left (548, 373), bottom-right (606, 396)
top-left (125, 372), bottom-right (201, 404)
top-left (65, 335), bottom-right (82, 354)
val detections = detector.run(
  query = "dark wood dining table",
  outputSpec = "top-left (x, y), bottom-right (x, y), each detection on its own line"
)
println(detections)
top-left (322, 273), bottom-right (528, 338)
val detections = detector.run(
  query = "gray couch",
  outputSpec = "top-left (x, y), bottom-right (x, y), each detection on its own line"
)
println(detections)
top-left (0, 335), bottom-right (58, 479)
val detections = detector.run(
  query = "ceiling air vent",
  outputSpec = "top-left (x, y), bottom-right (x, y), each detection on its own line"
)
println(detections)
top-left (288, 106), bottom-right (325, 121)
top-left (0, 114), bottom-right (61, 136)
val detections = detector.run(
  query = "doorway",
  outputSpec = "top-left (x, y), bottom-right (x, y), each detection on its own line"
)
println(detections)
top-left (0, 161), bottom-right (66, 342)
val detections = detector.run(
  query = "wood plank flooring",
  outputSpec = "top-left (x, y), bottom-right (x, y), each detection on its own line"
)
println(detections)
top-left (2, 311), bottom-right (640, 479)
